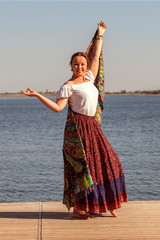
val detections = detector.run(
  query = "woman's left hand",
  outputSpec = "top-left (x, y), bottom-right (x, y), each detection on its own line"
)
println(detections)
top-left (98, 21), bottom-right (107, 36)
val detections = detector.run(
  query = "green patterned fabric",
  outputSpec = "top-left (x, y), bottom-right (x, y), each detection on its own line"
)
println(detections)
top-left (63, 30), bottom-right (104, 210)
top-left (63, 108), bottom-right (94, 210)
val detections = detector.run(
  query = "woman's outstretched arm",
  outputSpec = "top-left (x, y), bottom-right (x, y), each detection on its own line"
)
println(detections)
top-left (21, 88), bottom-right (68, 112)
top-left (90, 21), bottom-right (107, 79)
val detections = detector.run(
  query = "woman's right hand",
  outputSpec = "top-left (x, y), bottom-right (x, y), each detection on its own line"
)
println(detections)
top-left (22, 88), bottom-right (68, 112)
top-left (21, 88), bottom-right (39, 97)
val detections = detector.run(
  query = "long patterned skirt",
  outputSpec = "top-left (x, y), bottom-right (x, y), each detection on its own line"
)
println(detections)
top-left (73, 112), bottom-right (128, 214)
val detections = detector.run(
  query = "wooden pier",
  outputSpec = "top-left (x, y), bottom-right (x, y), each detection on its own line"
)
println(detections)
top-left (0, 201), bottom-right (160, 240)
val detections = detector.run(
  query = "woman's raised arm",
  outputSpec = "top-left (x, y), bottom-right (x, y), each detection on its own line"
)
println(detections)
top-left (21, 88), bottom-right (68, 113)
top-left (90, 21), bottom-right (107, 79)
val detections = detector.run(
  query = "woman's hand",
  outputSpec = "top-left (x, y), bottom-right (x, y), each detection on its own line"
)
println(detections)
top-left (21, 88), bottom-right (39, 97)
top-left (98, 20), bottom-right (107, 36)
top-left (21, 88), bottom-right (68, 112)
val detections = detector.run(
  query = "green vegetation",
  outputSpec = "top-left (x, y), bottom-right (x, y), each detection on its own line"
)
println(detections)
top-left (104, 90), bottom-right (160, 95)
top-left (0, 90), bottom-right (160, 98)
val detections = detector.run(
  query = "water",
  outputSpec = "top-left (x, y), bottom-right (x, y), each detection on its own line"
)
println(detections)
top-left (0, 95), bottom-right (160, 202)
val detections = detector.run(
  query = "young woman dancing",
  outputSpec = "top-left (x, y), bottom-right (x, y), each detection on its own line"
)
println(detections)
top-left (22, 21), bottom-right (128, 219)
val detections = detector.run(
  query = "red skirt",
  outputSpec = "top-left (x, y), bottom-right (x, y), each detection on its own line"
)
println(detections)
top-left (73, 112), bottom-right (128, 214)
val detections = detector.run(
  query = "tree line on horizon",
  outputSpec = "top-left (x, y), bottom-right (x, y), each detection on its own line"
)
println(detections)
top-left (0, 89), bottom-right (160, 95)
top-left (104, 89), bottom-right (160, 95)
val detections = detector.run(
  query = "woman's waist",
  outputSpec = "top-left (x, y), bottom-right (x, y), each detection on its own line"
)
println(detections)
top-left (72, 110), bottom-right (95, 118)
top-left (69, 103), bottom-right (97, 117)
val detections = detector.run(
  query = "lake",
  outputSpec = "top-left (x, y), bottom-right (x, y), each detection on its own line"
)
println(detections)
top-left (0, 95), bottom-right (159, 202)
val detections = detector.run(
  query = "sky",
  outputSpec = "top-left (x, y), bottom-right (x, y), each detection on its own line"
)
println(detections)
top-left (0, 1), bottom-right (160, 93)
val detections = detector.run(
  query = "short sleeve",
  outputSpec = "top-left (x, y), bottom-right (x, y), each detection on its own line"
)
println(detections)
top-left (85, 70), bottom-right (95, 82)
top-left (56, 84), bottom-right (73, 99)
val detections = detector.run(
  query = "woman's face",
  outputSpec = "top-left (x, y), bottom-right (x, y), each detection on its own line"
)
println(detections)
top-left (71, 56), bottom-right (88, 78)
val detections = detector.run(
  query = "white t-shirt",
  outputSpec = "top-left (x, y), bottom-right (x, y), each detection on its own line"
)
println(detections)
top-left (56, 70), bottom-right (99, 116)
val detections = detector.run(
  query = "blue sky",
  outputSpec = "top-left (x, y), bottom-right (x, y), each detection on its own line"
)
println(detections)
top-left (0, 1), bottom-right (160, 93)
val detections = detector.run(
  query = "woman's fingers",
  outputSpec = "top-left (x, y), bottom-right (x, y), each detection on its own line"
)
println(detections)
top-left (21, 88), bottom-right (34, 96)
top-left (99, 20), bottom-right (107, 29)
top-left (21, 90), bottom-right (28, 95)
top-left (26, 88), bottom-right (33, 93)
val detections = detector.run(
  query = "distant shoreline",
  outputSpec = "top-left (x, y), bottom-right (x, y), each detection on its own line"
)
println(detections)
top-left (0, 93), bottom-right (160, 98)
top-left (0, 93), bottom-right (56, 98)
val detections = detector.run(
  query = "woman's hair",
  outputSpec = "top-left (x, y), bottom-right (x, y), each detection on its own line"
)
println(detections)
top-left (70, 52), bottom-right (91, 70)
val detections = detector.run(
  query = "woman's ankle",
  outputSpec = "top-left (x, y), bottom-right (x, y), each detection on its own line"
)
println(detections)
top-left (73, 209), bottom-right (92, 219)
top-left (109, 209), bottom-right (118, 217)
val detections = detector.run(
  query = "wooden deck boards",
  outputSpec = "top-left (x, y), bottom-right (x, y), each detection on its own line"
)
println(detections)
top-left (0, 201), bottom-right (160, 240)
top-left (0, 202), bottom-right (39, 240)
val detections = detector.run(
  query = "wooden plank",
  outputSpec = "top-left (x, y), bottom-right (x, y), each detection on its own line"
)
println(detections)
top-left (42, 201), bottom-right (160, 240)
top-left (0, 202), bottom-right (39, 240)
top-left (0, 201), bottom-right (160, 240)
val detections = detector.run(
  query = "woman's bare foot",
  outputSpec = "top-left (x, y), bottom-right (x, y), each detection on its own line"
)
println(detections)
top-left (72, 209), bottom-right (93, 219)
top-left (109, 210), bottom-right (118, 217)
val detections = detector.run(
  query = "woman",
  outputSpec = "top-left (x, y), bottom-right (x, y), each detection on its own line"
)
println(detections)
top-left (22, 21), bottom-right (128, 219)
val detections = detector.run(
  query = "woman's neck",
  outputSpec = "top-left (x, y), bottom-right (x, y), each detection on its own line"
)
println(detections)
top-left (72, 75), bottom-right (85, 82)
